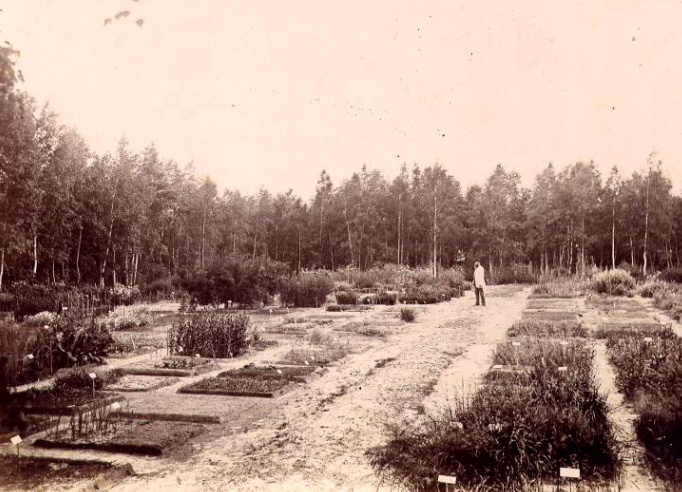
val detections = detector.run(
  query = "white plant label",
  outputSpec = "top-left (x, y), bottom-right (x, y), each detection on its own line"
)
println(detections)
top-left (492, 364), bottom-right (503, 370)
top-left (311, 356), bottom-right (315, 361)
top-left (10, 435), bottom-right (22, 445)
top-left (304, 361), bottom-right (309, 366)
top-left (644, 337), bottom-right (653, 342)
top-left (88, 372), bottom-right (97, 379)
top-left (560, 467), bottom-right (580, 478)
top-left (111, 402), bottom-right (121, 411)
top-left (26, 354), bottom-right (34, 359)
top-left (558, 366), bottom-right (568, 372)
top-left (196, 354), bottom-right (201, 358)
top-left (437, 475), bottom-right (456, 484)
top-left (276, 369), bottom-right (283, 375)
top-left (453, 421), bottom-right (463, 429)
top-left (511, 342), bottom-right (520, 347)
top-left (559, 341), bottom-right (569, 346)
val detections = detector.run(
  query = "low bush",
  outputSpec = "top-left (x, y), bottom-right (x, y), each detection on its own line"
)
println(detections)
top-left (23, 311), bottom-right (57, 327)
top-left (97, 305), bottom-right (151, 331)
top-left (637, 279), bottom-right (669, 298)
top-left (508, 319), bottom-right (588, 338)
top-left (278, 273), bottom-right (334, 308)
top-left (489, 264), bottom-right (536, 285)
top-left (660, 268), bottom-right (682, 284)
top-left (400, 308), bottom-right (416, 322)
top-left (53, 367), bottom-right (122, 392)
top-left (589, 269), bottom-right (635, 296)
top-left (399, 285), bottom-right (458, 305)
top-left (653, 289), bottom-right (682, 320)
top-left (167, 308), bottom-right (252, 358)
top-left (183, 254), bottom-right (288, 307)
top-left (530, 278), bottom-right (586, 298)
top-left (335, 290), bottom-right (358, 305)
top-left (376, 292), bottom-right (398, 305)
top-left (0, 317), bottom-right (114, 388)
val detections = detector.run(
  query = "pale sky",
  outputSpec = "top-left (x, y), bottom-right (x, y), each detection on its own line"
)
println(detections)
top-left (2, 0), bottom-right (681, 198)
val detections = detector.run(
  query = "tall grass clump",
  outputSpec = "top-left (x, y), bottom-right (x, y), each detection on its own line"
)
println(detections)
top-left (530, 277), bottom-right (586, 298)
top-left (589, 269), bottom-right (635, 296)
top-left (399, 307), bottom-right (416, 322)
top-left (368, 339), bottom-right (619, 491)
top-left (636, 278), bottom-right (669, 298)
top-left (278, 272), bottom-right (334, 308)
top-left (168, 308), bottom-right (252, 358)
top-left (653, 288), bottom-right (682, 320)
top-left (606, 332), bottom-right (682, 486)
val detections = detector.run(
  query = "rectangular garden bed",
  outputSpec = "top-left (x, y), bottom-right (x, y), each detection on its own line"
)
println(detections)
top-left (15, 389), bottom-right (125, 416)
top-left (34, 420), bottom-right (205, 456)
top-left (107, 375), bottom-right (179, 392)
top-left (119, 356), bottom-right (218, 377)
top-left (179, 364), bottom-right (317, 397)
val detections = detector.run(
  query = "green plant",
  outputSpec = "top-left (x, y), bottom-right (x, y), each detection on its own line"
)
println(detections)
top-left (590, 269), bottom-right (635, 296)
top-left (508, 319), bottom-right (588, 338)
top-left (167, 308), bottom-right (252, 358)
top-left (335, 290), bottom-right (358, 305)
top-left (376, 292), bottom-right (398, 305)
top-left (98, 305), bottom-right (151, 331)
top-left (278, 272), bottom-right (334, 308)
top-left (531, 278), bottom-right (586, 298)
top-left (400, 307), bottom-right (416, 322)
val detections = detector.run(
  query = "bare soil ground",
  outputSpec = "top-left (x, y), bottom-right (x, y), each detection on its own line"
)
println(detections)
top-left (104, 285), bottom-right (529, 492)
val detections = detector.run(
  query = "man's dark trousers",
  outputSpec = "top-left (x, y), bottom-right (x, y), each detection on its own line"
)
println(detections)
top-left (475, 288), bottom-right (486, 306)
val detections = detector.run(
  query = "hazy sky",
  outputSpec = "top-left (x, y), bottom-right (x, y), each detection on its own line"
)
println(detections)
top-left (2, 0), bottom-right (681, 198)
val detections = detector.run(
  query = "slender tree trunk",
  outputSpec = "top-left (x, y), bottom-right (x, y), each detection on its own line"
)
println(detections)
top-left (100, 173), bottom-right (120, 288)
top-left (630, 235), bottom-right (635, 266)
top-left (51, 260), bottom-right (56, 284)
top-left (643, 165), bottom-right (651, 276)
top-left (112, 245), bottom-right (117, 286)
top-left (397, 194), bottom-right (402, 265)
top-left (611, 195), bottom-right (616, 269)
top-left (432, 186), bottom-right (438, 278)
top-left (76, 225), bottom-right (82, 284)
top-left (201, 204), bottom-right (207, 271)
top-left (297, 229), bottom-right (301, 272)
top-left (0, 248), bottom-right (4, 292)
top-left (133, 252), bottom-right (139, 286)
top-left (329, 230), bottom-right (335, 270)
top-left (344, 201), bottom-right (354, 267)
top-left (33, 232), bottom-right (38, 277)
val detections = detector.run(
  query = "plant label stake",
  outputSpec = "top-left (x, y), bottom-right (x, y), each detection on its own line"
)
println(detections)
top-left (559, 341), bottom-right (569, 346)
top-left (511, 341), bottom-right (520, 347)
top-left (276, 369), bottom-right (283, 375)
top-left (492, 364), bottom-right (503, 370)
top-left (437, 474), bottom-right (456, 491)
top-left (558, 366), bottom-right (568, 372)
top-left (10, 435), bottom-right (22, 455)
top-left (111, 402), bottom-right (121, 411)
top-left (89, 372), bottom-right (97, 397)
top-left (560, 467), bottom-right (580, 479)
top-left (304, 361), bottom-right (309, 366)
top-left (644, 337), bottom-right (653, 343)
top-left (26, 354), bottom-right (34, 360)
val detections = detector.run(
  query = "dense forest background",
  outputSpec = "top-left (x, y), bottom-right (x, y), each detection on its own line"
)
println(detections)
top-left (1, 44), bottom-right (681, 293)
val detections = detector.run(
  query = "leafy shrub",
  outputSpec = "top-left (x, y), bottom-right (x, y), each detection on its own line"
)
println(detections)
top-left (660, 268), bottom-right (682, 284)
top-left (377, 292), bottom-right (398, 305)
top-left (108, 283), bottom-right (140, 306)
top-left (637, 279), bottom-right (669, 298)
top-left (168, 308), bottom-right (252, 358)
top-left (399, 285), bottom-right (457, 304)
top-left (183, 254), bottom-right (288, 307)
top-left (53, 367), bottom-right (122, 392)
top-left (326, 305), bottom-right (343, 312)
top-left (278, 273), bottom-right (334, 308)
top-left (97, 305), bottom-right (151, 331)
top-left (653, 289), bottom-right (682, 320)
top-left (23, 311), bottom-right (57, 327)
top-left (361, 294), bottom-right (378, 305)
top-left (590, 269), bottom-right (635, 296)
top-left (335, 290), bottom-right (358, 305)
top-left (0, 317), bottom-right (114, 388)
top-left (400, 308), bottom-right (416, 322)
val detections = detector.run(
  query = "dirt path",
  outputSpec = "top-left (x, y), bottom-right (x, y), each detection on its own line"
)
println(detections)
top-left (110, 286), bottom-right (529, 492)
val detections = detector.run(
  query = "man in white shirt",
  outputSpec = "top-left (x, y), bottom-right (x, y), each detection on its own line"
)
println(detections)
top-left (473, 261), bottom-right (486, 306)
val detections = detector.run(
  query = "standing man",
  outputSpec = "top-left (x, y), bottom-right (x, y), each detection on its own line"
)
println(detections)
top-left (473, 261), bottom-right (486, 306)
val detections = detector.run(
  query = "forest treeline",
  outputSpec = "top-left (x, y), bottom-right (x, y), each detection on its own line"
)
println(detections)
top-left (1, 45), bottom-right (682, 292)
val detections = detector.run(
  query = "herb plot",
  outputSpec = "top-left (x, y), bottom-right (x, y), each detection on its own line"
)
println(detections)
top-left (369, 312), bottom-right (619, 490)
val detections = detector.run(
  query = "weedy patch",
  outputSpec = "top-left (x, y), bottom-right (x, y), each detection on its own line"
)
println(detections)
top-left (509, 319), bottom-right (587, 338)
